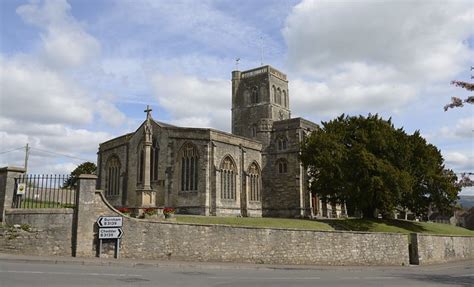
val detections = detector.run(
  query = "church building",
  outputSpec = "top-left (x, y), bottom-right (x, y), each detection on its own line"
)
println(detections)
top-left (97, 65), bottom-right (340, 218)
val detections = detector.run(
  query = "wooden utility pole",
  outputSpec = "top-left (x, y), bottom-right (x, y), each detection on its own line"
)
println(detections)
top-left (24, 143), bottom-right (29, 173)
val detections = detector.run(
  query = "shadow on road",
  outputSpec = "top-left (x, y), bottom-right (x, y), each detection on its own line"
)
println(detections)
top-left (403, 273), bottom-right (473, 286)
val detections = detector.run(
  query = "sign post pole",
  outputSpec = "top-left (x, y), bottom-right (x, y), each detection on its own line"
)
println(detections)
top-left (96, 216), bottom-right (123, 259)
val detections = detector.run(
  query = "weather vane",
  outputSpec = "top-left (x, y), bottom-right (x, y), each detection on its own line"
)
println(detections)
top-left (235, 58), bottom-right (240, 70)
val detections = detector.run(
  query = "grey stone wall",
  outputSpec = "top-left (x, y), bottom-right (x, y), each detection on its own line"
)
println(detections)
top-left (119, 221), bottom-right (409, 266)
top-left (0, 209), bottom-right (73, 256)
top-left (415, 234), bottom-right (474, 264)
top-left (4, 208), bottom-right (73, 229)
top-left (75, 189), bottom-right (409, 265)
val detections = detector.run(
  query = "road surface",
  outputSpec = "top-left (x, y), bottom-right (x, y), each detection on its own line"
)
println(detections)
top-left (0, 258), bottom-right (472, 286)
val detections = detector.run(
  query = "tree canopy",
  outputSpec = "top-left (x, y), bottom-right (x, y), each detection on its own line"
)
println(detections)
top-left (301, 114), bottom-right (460, 218)
top-left (64, 161), bottom-right (97, 188)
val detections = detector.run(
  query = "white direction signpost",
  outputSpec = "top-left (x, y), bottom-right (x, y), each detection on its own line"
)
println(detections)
top-left (97, 216), bottom-right (123, 228)
top-left (99, 228), bottom-right (123, 239)
top-left (97, 216), bottom-right (124, 258)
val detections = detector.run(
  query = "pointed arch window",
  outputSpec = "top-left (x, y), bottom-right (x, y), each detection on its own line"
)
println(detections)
top-left (251, 86), bottom-right (259, 104)
top-left (277, 88), bottom-right (282, 105)
top-left (283, 90), bottom-right (287, 107)
top-left (180, 143), bottom-right (199, 191)
top-left (272, 85), bottom-right (277, 103)
top-left (277, 159), bottom-right (288, 174)
top-left (105, 156), bottom-right (121, 197)
top-left (251, 124), bottom-right (257, 138)
top-left (151, 138), bottom-right (159, 182)
top-left (248, 163), bottom-right (261, 202)
top-left (220, 156), bottom-right (237, 200)
top-left (277, 136), bottom-right (288, 151)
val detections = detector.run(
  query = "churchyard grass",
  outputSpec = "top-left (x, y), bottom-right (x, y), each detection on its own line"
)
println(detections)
top-left (176, 215), bottom-right (334, 231)
top-left (321, 218), bottom-right (474, 236)
top-left (176, 216), bottom-right (474, 236)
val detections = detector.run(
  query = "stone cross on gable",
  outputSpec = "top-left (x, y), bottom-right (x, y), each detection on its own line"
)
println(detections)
top-left (144, 105), bottom-right (152, 119)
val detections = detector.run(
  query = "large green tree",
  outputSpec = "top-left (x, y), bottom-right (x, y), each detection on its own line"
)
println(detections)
top-left (64, 161), bottom-right (97, 188)
top-left (301, 114), bottom-right (460, 218)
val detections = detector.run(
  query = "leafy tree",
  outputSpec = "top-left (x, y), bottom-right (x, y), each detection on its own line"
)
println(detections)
top-left (64, 161), bottom-right (97, 188)
top-left (301, 114), bottom-right (460, 219)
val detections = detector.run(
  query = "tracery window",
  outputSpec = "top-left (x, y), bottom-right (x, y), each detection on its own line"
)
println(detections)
top-left (180, 143), bottom-right (199, 191)
top-left (248, 162), bottom-right (261, 202)
top-left (220, 156), bottom-right (237, 200)
top-left (105, 156), bottom-right (121, 197)
top-left (277, 159), bottom-right (288, 174)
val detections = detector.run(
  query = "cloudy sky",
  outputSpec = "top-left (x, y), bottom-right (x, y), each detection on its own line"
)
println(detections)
top-left (0, 0), bottom-right (473, 194)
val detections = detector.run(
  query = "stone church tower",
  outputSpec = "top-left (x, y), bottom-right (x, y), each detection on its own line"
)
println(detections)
top-left (231, 65), bottom-right (320, 218)
top-left (231, 66), bottom-right (291, 146)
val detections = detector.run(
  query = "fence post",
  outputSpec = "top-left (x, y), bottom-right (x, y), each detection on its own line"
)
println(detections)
top-left (0, 166), bottom-right (26, 222)
top-left (72, 174), bottom-right (97, 257)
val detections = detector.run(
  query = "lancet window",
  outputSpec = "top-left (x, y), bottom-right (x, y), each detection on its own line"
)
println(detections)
top-left (105, 156), bottom-right (121, 197)
top-left (180, 143), bottom-right (199, 191)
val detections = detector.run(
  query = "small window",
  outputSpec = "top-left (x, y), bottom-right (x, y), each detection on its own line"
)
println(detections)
top-left (277, 137), bottom-right (288, 151)
top-left (277, 159), bottom-right (288, 174)
top-left (251, 125), bottom-right (257, 138)
top-left (251, 87), bottom-right (259, 104)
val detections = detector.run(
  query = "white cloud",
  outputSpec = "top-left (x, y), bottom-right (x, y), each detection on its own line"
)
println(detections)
top-left (0, 56), bottom-right (94, 125)
top-left (283, 0), bottom-right (474, 117)
top-left (151, 73), bottom-right (230, 131)
top-left (444, 151), bottom-right (474, 171)
top-left (17, 0), bottom-right (100, 69)
top-left (438, 117), bottom-right (474, 140)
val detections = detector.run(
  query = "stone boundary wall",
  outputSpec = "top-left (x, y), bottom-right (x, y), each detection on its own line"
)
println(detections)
top-left (0, 209), bottom-right (73, 256)
top-left (119, 220), bottom-right (409, 266)
top-left (4, 208), bottom-right (73, 229)
top-left (415, 234), bottom-right (474, 265)
top-left (79, 188), bottom-right (409, 265)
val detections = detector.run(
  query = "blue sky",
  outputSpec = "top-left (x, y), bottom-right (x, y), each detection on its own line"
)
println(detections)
top-left (0, 0), bottom-right (473, 194)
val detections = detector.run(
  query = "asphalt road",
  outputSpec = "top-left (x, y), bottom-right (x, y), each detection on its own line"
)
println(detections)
top-left (0, 259), bottom-right (472, 287)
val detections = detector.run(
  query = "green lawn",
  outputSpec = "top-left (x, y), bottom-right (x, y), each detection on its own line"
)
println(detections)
top-left (322, 218), bottom-right (474, 236)
top-left (176, 215), bottom-right (474, 236)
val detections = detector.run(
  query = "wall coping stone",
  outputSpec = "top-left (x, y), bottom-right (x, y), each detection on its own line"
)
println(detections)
top-left (5, 208), bottom-right (74, 215)
top-left (78, 174), bottom-right (98, 179)
top-left (416, 233), bottom-right (474, 238)
top-left (0, 166), bottom-right (26, 173)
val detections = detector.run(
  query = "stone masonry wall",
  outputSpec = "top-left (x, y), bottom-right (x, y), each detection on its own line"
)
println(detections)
top-left (80, 190), bottom-right (409, 266)
top-left (416, 234), bottom-right (474, 265)
top-left (0, 209), bottom-right (73, 256)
